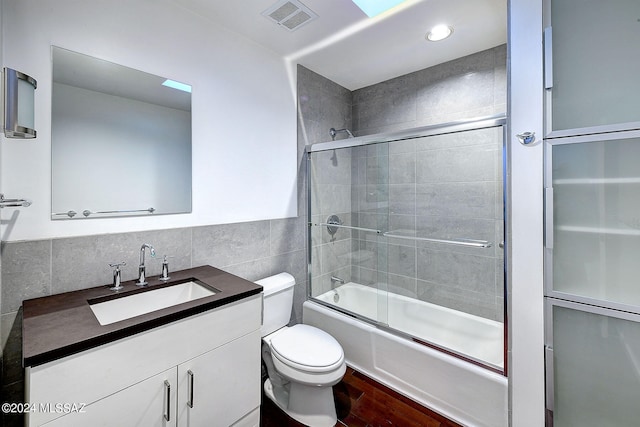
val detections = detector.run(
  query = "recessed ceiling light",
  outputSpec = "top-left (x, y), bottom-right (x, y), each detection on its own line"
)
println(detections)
top-left (426, 25), bottom-right (453, 42)
top-left (351, 0), bottom-right (408, 18)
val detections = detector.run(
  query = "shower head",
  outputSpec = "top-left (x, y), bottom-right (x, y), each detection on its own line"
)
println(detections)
top-left (329, 128), bottom-right (354, 140)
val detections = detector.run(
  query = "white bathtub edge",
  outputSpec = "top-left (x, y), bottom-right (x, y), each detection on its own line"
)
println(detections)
top-left (303, 300), bottom-right (508, 427)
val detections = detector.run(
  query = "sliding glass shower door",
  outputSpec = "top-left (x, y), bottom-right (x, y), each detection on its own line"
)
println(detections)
top-left (308, 116), bottom-right (506, 370)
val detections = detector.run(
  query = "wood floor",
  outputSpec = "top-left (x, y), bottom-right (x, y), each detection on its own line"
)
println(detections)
top-left (260, 367), bottom-right (462, 427)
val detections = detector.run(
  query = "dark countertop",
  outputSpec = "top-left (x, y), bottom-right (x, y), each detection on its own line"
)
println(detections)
top-left (22, 265), bottom-right (262, 367)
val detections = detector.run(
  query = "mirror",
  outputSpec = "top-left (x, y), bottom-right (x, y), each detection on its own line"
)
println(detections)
top-left (51, 46), bottom-right (192, 220)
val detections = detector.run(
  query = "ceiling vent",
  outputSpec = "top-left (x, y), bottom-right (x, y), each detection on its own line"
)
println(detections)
top-left (262, 0), bottom-right (318, 32)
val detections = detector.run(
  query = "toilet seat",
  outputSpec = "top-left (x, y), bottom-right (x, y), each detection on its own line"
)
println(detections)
top-left (269, 324), bottom-right (344, 373)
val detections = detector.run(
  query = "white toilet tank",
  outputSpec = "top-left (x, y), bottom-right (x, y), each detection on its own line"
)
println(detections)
top-left (256, 272), bottom-right (295, 336)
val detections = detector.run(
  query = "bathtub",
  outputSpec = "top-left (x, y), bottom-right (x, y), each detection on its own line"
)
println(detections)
top-left (303, 283), bottom-right (508, 427)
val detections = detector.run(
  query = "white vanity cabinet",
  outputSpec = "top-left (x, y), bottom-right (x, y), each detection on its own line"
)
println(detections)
top-left (26, 294), bottom-right (262, 427)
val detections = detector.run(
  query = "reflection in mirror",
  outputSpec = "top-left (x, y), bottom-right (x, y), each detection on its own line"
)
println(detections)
top-left (51, 46), bottom-right (192, 220)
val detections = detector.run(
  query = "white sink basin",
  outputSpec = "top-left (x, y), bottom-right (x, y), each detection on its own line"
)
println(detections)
top-left (89, 281), bottom-right (216, 326)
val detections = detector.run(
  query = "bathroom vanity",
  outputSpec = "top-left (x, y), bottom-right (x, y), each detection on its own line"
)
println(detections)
top-left (22, 265), bottom-right (262, 427)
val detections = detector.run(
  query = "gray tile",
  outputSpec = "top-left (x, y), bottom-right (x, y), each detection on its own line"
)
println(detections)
top-left (270, 217), bottom-right (306, 256)
top-left (493, 45), bottom-right (507, 107)
top-left (416, 47), bottom-right (495, 87)
top-left (388, 139), bottom-right (417, 155)
top-left (416, 182), bottom-right (496, 219)
top-left (388, 214), bottom-right (416, 235)
top-left (353, 72), bottom-right (417, 105)
top-left (1, 311), bottom-right (22, 386)
top-left (135, 228), bottom-right (192, 275)
top-left (413, 107), bottom-right (496, 128)
top-left (356, 91), bottom-right (416, 131)
top-left (417, 279), bottom-right (499, 320)
top-left (291, 279), bottom-right (308, 325)
top-left (320, 239), bottom-right (352, 274)
top-left (415, 126), bottom-right (499, 152)
top-left (192, 221), bottom-right (270, 268)
top-left (389, 184), bottom-right (416, 216)
top-left (1, 241), bottom-right (51, 313)
top-left (388, 244), bottom-right (416, 277)
top-left (51, 228), bottom-right (192, 294)
top-left (417, 248), bottom-right (496, 295)
top-left (356, 213), bottom-right (388, 241)
top-left (310, 183), bottom-right (351, 217)
top-left (416, 70), bottom-right (494, 120)
top-left (389, 153), bottom-right (416, 184)
top-left (309, 148), bottom-right (352, 185)
top-left (416, 144), bottom-right (499, 183)
top-left (365, 155), bottom-right (389, 186)
top-left (387, 274), bottom-right (418, 298)
top-left (351, 239), bottom-right (381, 271)
top-left (298, 65), bottom-right (352, 101)
top-left (222, 249), bottom-right (306, 288)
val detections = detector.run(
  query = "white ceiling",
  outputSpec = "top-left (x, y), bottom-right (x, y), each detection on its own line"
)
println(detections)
top-left (170, 0), bottom-right (507, 90)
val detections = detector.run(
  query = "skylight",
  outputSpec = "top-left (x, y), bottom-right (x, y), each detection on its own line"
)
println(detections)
top-left (162, 79), bottom-right (192, 93)
top-left (351, 0), bottom-right (408, 17)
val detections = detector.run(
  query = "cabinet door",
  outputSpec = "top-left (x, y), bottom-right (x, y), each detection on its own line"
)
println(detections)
top-left (42, 368), bottom-right (177, 427)
top-left (547, 0), bottom-right (640, 134)
top-left (547, 134), bottom-right (640, 311)
top-left (547, 300), bottom-right (640, 426)
top-left (177, 330), bottom-right (261, 427)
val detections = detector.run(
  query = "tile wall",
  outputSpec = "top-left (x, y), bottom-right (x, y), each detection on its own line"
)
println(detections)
top-left (308, 45), bottom-right (506, 321)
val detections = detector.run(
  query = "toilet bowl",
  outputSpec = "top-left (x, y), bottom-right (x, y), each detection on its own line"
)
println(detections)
top-left (257, 273), bottom-right (346, 427)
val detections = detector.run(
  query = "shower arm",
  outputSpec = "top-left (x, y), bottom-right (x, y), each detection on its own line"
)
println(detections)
top-left (329, 128), bottom-right (354, 140)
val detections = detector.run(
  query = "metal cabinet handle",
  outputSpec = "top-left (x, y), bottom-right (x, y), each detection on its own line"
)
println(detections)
top-left (187, 370), bottom-right (195, 408)
top-left (164, 380), bottom-right (171, 422)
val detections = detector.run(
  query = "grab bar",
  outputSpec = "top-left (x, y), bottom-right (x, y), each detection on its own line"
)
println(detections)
top-left (314, 223), bottom-right (382, 234)
top-left (382, 232), bottom-right (493, 248)
top-left (0, 194), bottom-right (31, 208)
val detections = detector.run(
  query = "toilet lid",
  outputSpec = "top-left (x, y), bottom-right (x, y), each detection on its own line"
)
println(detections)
top-left (270, 324), bottom-right (343, 370)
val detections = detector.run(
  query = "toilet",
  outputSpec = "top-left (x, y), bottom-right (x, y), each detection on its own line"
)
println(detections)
top-left (257, 272), bottom-right (346, 427)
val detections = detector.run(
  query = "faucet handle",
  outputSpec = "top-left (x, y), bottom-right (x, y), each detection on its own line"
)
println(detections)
top-left (109, 262), bottom-right (126, 291)
top-left (159, 255), bottom-right (172, 281)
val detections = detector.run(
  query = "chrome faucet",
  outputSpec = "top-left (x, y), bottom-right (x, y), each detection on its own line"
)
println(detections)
top-left (136, 243), bottom-right (156, 286)
top-left (330, 275), bottom-right (345, 287)
top-left (109, 261), bottom-right (126, 291)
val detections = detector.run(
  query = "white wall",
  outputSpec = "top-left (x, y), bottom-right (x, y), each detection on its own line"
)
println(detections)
top-left (0, 0), bottom-right (297, 241)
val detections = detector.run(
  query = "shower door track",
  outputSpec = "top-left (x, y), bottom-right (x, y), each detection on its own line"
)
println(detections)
top-left (307, 113), bottom-right (506, 153)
